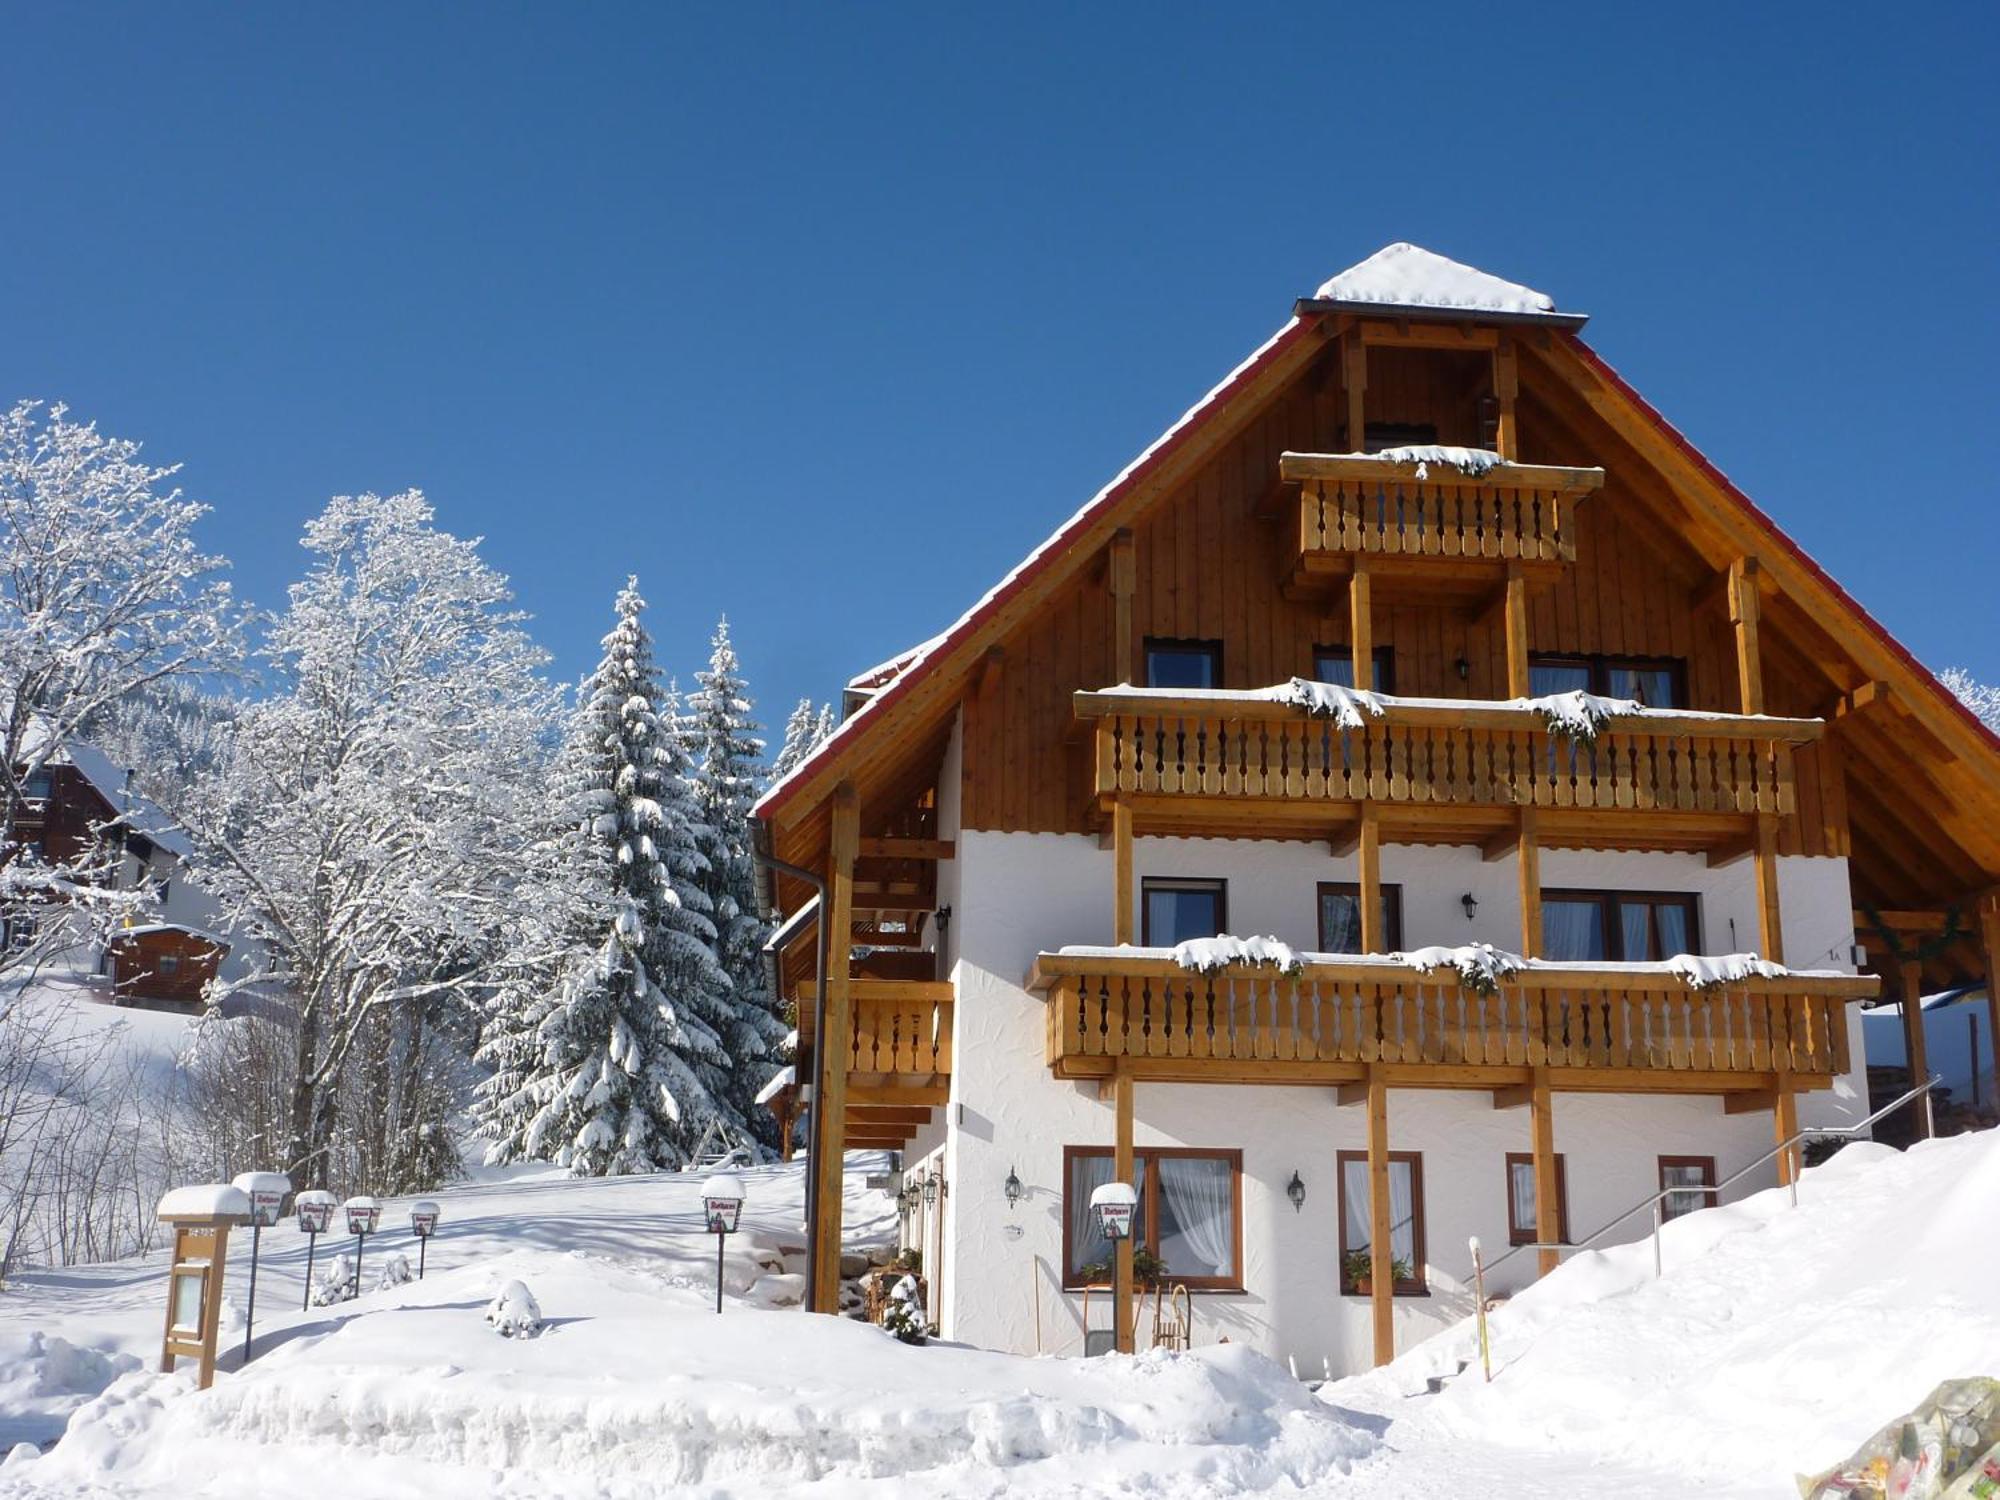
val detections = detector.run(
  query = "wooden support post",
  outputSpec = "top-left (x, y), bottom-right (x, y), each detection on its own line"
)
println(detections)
top-left (1343, 335), bottom-right (1367, 451)
top-left (1492, 339), bottom-right (1519, 462)
top-left (1772, 1069), bottom-right (1799, 1188)
top-left (1112, 798), bottom-right (1135, 947)
top-left (1503, 562), bottom-right (1531, 699)
top-left (1900, 957), bottom-right (1933, 1140)
top-left (1366, 1068), bottom-right (1394, 1367)
top-left (1358, 805), bottom-right (1383, 953)
top-left (1109, 528), bottom-right (1136, 686)
top-left (1752, 813), bottom-right (1784, 962)
top-left (1113, 1062), bottom-right (1135, 1355)
top-left (811, 784), bottom-right (860, 1313)
top-left (1349, 563), bottom-right (1373, 689)
top-left (1981, 894), bottom-right (2000, 1112)
top-left (1728, 557), bottom-right (1764, 716)
top-left (1516, 809), bottom-right (1542, 958)
top-left (1530, 1069), bottom-right (1559, 1278)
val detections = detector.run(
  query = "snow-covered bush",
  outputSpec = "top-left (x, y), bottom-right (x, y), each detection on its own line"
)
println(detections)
top-left (487, 1280), bottom-right (543, 1339)
top-left (880, 1274), bottom-right (928, 1346)
top-left (311, 1256), bottom-right (356, 1307)
top-left (373, 1254), bottom-right (413, 1293)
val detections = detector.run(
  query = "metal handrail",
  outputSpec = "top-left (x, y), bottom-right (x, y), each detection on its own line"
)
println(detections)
top-left (1485, 1076), bottom-right (1940, 1282)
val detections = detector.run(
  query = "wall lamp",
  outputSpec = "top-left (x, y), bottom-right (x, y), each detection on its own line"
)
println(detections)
top-left (1286, 1171), bottom-right (1307, 1213)
top-left (1003, 1166), bottom-right (1023, 1210)
top-left (1461, 893), bottom-right (1479, 921)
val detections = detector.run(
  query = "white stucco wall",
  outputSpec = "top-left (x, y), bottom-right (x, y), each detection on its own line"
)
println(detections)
top-left (934, 828), bottom-right (1864, 1373)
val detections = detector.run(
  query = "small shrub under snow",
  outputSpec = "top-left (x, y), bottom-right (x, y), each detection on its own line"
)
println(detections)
top-left (487, 1279), bottom-right (544, 1339)
top-left (880, 1274), bottom-right (928, 1346)
top-left (373, 1254), bottom-right (414, 1293)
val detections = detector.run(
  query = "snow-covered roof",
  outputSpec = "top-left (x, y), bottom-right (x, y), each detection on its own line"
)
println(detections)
top-left (112, 921), bottom-right (231, 949)
top-left (22, 725), bottom-right (197, 862)
top-left (754, 1065), bottom-right (796, 1105)
top-left (846, 633), bottom-right (947, 694)
top-left (762, 894), bottom-right (820, 955)
top-left (1310, 243), bottom-right (1580, 325)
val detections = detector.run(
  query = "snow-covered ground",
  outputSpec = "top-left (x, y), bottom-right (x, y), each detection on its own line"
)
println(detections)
top-left (4, 1132), bottom-right (1998, 1497)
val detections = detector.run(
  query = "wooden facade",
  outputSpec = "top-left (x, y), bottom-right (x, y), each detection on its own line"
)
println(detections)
top-left (110, 925), bottom-right (228, 1008)
top-left (756, 250), bottom-right (2000, 1354)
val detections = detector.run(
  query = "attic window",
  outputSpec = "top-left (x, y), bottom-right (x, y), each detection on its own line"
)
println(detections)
top-left (1144, 638), bottom-right (1223, 690)
top-left (1363, 422), bottom-right (1437, 455)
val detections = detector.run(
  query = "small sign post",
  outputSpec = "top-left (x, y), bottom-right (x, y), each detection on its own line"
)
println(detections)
top-left (229, 1171), bottom-right (291, 1365)
top-left (409, 1200), bottom-right (441, 1280)
top-left (701, 1173), bottom-right (746, 1315)
top-left (1089, 1181), bottom-right (1138, 1356)
top-left (156, 1184), bottom-right (252, 1390)
top-left (1469, 1235), bottom-right (1492, 1382)
top-left (343, 1196), bottom-right (381, 1298)
top-left (295, 1190), bottom-right (337, 1308)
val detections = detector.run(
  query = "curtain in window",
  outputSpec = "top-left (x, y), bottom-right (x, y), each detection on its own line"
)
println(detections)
top-left (1654, 902), bottom-right (1692, 956)
top-left (1661, 1163), bottom-right (1711, 1221)
top-left (1509, 1160), bottom-right (1537, 1235)
top-left (1319, 890), bottom-right (1362, 953)
top-left (1543, 899), bottom-right (1605, 960)
top-left (1529, 662), bottom-right (1592, 697)
top-left (1607, 666), bottom-right (1677, 708)
top-left (1315, 654), bottom-right (1356, 688)
top-left (1342, 1159), bottom-right (1418, 1269)
top-left (1154, 1156), bottom-right (1233, 1279)
top-left (1341, 1159), bottom-right (1370, 1254)
top-left (1620, 903), bottom-right (1655, 961)
top-left (1067, 1153), bottom-right (1116, 1277)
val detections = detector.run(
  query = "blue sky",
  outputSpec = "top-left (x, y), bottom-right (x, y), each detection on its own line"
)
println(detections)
top-left (4, 3), bottom-right (1995, 731)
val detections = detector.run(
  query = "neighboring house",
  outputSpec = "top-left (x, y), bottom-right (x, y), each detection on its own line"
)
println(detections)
top-left (754, 243), bottom-right (2000, 1375)
top-left (5, 735), bottom-right (245, 1005)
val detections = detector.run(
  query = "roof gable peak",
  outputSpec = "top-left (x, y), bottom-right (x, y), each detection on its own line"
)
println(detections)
top-left (1311, 242), bottom-right (1580, 325)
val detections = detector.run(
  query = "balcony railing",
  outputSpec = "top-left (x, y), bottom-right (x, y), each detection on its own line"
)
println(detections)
top-left (1281, 451), bottom-right (1604, 571)
top-left (801, 978), bottom-right (953, 1082)
top-left (1028, 951), bottom-right (1872, 1088)
top-left (1077, 689), bottom-right (1818, 824)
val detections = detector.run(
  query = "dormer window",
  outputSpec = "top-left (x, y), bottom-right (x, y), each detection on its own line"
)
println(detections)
top-left (1363, 422), bottom-right (1437, 455)
top-left (1144, 638), bottom-right (1222, 690)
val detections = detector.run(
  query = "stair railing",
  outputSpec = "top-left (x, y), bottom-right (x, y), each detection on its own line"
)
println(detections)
top-left (1485, 1076), bottom-right (1940, 1283)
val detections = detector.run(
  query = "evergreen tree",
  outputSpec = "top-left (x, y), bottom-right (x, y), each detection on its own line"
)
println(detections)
top-left (770, 698), bottom-right (821, 781)
top-left (688, 619), bottom-right (786, 1149)
top-left (517, 580), bottom-right (729, 1174)
top-left (814, 703), bottom-right (839, 747)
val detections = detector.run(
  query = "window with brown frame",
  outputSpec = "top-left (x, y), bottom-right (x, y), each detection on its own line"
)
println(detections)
top-left (1317, 881), bottom-right (1403, 954)
top-left (1311, 645), bottom-right (1396, 694)
top-left (1658, 1155), bottom-right (1717, 1222)
top-left (1505, 1153), bottom-right (1569, 1246)
top-left (1061, 1146), bottom-right (1243, 1289)
top-left (1529, 652), bottom-right (1686, 709)
top-left (1336, 1150), bottom-right (1427, 1295)
top-left (1144, 637), bottom-right (1223, 690)
top-left (1141, 878), bottom-right (1227, 948)
top-left (1541, 889), bottom-right (1700, 963)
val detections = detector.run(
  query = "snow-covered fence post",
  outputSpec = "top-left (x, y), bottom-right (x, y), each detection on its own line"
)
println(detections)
top-left (343, 1196), bottom-right (380, 1298)
top-left (294, 1191), bottom-right (336, 1309)
top-left (702, 1173), bottom-right (745, 1315)
top-left (230, 1172), bottom-right (290, 1364)
top-left (409, 1200), bottom-right (440, 1280)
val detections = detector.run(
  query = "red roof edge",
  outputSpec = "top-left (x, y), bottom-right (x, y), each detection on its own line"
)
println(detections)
top-left (756, 314), bottom-right (1320, 823)
top-left (1564, 335), bottom-right (2000, 762)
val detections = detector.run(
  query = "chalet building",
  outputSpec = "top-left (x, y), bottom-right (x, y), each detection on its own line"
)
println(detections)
top-left (753, 244), bottom-right (2000, 1374)
top-left (6, 736), bottom-right (237, 1007)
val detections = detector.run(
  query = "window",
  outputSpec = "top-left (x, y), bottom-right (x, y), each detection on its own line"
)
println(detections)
top-left (1063, 1147), bottom-right (1242, 1288)
top-left (1363, 421), bottom-right (1438, 454)
top-left (1337, 1151), bottom-right (1426, 1294)
top-left (1142, 878), bottom-right (1226, 947)
top-left (1541, 890), bottom-right (1699, 962)
top-left (157, 955), bottom-right (182, 977)
top-left (22, 769), bottom-right (54, 802)
top-left (1317, 882), bottom-right (1403, 953)
top-left (3, 916), bottom-right (37, 951)
top-left (1658, 1156), bottom-right (1716, 1222)
top-left (1505, 1153), bottom-right (1569, 1246)
top-left (1144, 638), bottom-right (1223, 690)
top-left (1311, 646), bottom-right (1396, 694)
top-left (1529, 653), bottom-right (1685, 709)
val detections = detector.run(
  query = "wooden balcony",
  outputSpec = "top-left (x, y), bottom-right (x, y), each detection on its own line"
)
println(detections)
top-left (799, 978), bottom-right (953, 1150)
top-left (1281, 450), bottom-right (1604, 602)
top-left (1028, 951), bottom-right (1874, 1096)
top-left (1075, 688), bottom-right (1820, 849)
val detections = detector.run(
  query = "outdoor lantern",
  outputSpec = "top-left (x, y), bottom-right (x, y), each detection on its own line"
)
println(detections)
top-left (295, 1189), bottom-right (337, 1310)
top-left (922, 1173), bottom-right (939, 1208)
top-left (1090, 1181), bottom-right (1138, 1243)
top-left (1287, 1170), bottom-right (1307, 1213)
top-left (343, 1195), bottom-right (381, 1297)
top-left (409, 1200), bottom-right (441, 1280)
top-left (1003, 1166), bottom-right (1023, 1210)
top-left (1461, 893), bottom-right (1479, 921)
top-left (230, 1171), bottom-right (291, 1365)
top-left (701, 1173), bottom-right (746, 1315)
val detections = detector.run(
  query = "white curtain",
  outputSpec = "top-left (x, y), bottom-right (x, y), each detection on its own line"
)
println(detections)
top-left (1156, 1157), bottom-right (1233, 1278)
top-left (1542, 899), bottom-right (1605, 961)
top-left (1508, 1160), bottom-right (1536, 1235)
top-left (1343, 1159), bottom-right (1418, 1268)
top-left (1068, 1153), bottom-right (1116, 1276)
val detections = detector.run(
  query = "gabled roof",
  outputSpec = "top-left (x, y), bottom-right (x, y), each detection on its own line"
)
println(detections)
top-left (1302, 242), bottom-right (1587, 329)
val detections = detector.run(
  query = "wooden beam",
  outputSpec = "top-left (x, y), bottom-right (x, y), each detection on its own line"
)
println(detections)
top-left (1503, 563), bottom-right (1531, 699)
top-left (1343, 334), bottom-right (1367, 451)
top-left (1900, 958), bottom-right (1933, 1141)
top-left (1772, 1071), bottom-right (1799, 1188)
top-left (1481, 822), bottom-right (1523, 864)
top-left (1109, 528), bottom-right (1135, 686)
top-left (1728, 557), bottom-right (1764, 716)
top-left (1113, 1062), bottom-right (1135, 1355)
top-left (1334, 1080), bottom-right (1370, 1106)
top-left (1530, 1069), bottom-right (1559, 1277)
top-left (1980, 893), bottom-right (2000, 1111)
top-left (1722, 1089), bottom-right (1778, 1115)
top-left (1349, 562), bottom-right (1374, 690)
top-left (857, 837), bottom-right (956, 860)
top-left (1491, 1082), bottom-right (1533, 1110)
top-left (1358, 805), bottom-right (1383, 953)
top-left (1854, 908), bottom-right (1951, 935)
top-left (1752, 813), bottom-right (1784, 962)
top-left (811, 783), bottom-right (860, 1313)
top-left (1705, 827), bottom-right (1758, 869)
top-left (1367, 1068), bottom-right (1394, 1367)
top-left (1491, 339), bottom-right (1519, 462)
top-left (1112, 798), bottom-right (1135, 946)
top-left (1517, 807), bottom-right (1543, 958)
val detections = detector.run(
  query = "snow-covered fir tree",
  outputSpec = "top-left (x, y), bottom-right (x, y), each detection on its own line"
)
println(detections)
top-left (771, 696), bottom-right (834, 781)
top-left (1940, 667), bottom-right (2000, 734)
top-left (518, 581), bottom-right (732, 1174)
top-left (688, 618), bottom-right (786, 1149)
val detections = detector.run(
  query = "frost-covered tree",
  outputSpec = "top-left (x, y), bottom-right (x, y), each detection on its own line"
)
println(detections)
top-left (0, 400), bottom-right (242, 984)
top-left (771, 696), bottom-right (835, 782)
top-left (180, 492), bottom-right (553, 1190)
top-left (1940, 667), bottom-right (2000, 734)
top-left (515, 582), bottom-right (731, 1174)
top-left (688, 618), bottom-right (785, 1148)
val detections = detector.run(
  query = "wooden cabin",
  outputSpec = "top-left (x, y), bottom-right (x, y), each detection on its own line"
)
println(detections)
top-left (754, 243), bottom-right (2000, 1374)
top-left (108, 922), bottom-right (229, 1009)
